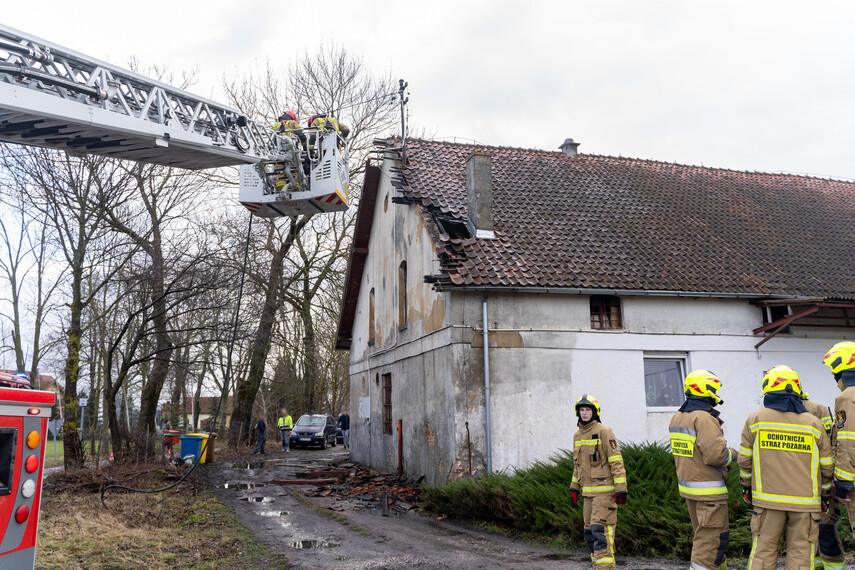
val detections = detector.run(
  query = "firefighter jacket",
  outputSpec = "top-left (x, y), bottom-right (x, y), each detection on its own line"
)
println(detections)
top-left (738, 407), bottom-right (833, 512)
top-left (669, 408), bottom-right (734, 501)
top-left (570, 421), bottom-right (627, 497)
top-left (272, 119), bottom-right (301, 134)
top-left (833, 385), bottom-right (855, 493)
top-left (309, 116), bottom-right (350, 139)
top-left (803, 398), bottom-right (833, 434)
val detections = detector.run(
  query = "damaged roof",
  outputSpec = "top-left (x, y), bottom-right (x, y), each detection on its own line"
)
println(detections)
top-left (387, 138), bottom-right (855, 299)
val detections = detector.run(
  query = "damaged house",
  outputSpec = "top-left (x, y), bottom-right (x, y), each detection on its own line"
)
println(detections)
top-left (335, 138), bottom-right (855, 483)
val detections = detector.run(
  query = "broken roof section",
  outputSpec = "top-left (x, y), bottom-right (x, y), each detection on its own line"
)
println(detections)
top-left (384, 138), bottom-right (855, 299)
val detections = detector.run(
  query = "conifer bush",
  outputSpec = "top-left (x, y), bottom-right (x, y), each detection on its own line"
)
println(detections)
top-left (421, 442), bottom-right (757, 558)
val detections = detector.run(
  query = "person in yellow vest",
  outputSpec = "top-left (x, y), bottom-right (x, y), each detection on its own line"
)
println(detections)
top-left (570, 394), bottom-right (627, 570)
top-left (278, 408), bottom-right (294, 453)
top-left (669, 370), bottom-right (736, 570)
top-left (815, 342), bottom-right (855, 570)
top-left (272, 111), bottom-right (309, 181)
top-left (307, 113), bottom-right (350, 153)
top-left (738, 365), bottom-right (833, 569)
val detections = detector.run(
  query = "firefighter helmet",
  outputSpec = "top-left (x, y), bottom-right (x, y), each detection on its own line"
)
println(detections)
top-left (279, 110), bottom-right (298, 123)
top-left (575, 394), bottom-right (601, 418)
top-left (824, 342), bottom-right (855, 375)
top-left (762, 365), bottom-right (803, 395)
top-left (307, 113), bottom-right (327, 127)
top-left (684, 369), bottom-right (723, 404)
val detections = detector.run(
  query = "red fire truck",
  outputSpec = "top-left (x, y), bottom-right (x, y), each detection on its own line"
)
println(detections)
top-left (0, 372), bottom-right (56, 568)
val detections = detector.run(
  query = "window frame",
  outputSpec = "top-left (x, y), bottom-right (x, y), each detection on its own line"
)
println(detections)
top-left (382, 373), bottom-right (393, 435)
top-left (368, 287), bottom-right (376, 346)
top-left (590, 295), bottom-right (623, 330)
top-left (398, 261), bottom-right (408, 331)
top-left (643, 353), bottom-right (689, 411)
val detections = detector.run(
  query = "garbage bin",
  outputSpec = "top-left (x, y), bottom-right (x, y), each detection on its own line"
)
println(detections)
top-left (179, 434), bottom-right (204, 462)
top-left (188, 433), bottom-right (210, 463)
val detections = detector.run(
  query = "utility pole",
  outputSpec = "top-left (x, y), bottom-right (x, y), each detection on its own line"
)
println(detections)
top-left (398, 79), bottom-right (409, 164)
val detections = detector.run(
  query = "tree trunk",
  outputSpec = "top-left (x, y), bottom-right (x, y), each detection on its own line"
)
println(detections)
top-left (62, 276), bottom-right (84, 469)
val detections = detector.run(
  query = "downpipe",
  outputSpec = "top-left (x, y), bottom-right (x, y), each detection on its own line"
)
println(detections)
top-left (482, 294), bottom-right (492, 474)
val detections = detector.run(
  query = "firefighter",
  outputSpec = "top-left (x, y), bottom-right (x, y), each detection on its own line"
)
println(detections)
top-left (308, 113), bottom-right (350, 140)
top-left (738, 365), bottom-right (833, 570)
top-left (816, 341), bottom-right (855, 570)
top-left (272, 111), bottom-right (309, 180)
top-left (801, 390), bottom-right (836, 570)
top-left (802, 391), bottom-right (834, 435)
top-left (668, 369), bottom-right (736, 570)
top-left (569, 394), bottom-right (627, 570)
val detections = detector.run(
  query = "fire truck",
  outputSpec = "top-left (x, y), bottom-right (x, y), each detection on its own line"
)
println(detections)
top-left (0, 372), bottom-right (56, 567)
top-left (0, 23), bottom-right (349, 218)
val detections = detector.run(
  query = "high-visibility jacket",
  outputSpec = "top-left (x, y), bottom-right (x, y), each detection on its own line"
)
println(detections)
top-left (309, 116), bottom-right (350, 139)
top-left (272, 119), bottom-right (301, 133)
top-left (278, 415), bottom-right (293, 429)
top-left (803, 398), bottom-right (833, 434)
top-left (669, 409), bottom-right (734, 500)
top-left (738, 408), bottom-right (833, 512)
top-left (833, 386), bottom-right (855, 492)
top-left (570, 421), bottom-right (627, 497)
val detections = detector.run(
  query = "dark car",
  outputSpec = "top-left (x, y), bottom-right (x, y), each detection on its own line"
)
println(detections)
top-left (290, 414), bottom-right (337, 449)
top-left (336, 427), bottom-right (343, 444)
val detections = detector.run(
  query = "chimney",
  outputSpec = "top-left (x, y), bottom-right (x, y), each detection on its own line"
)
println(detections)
top-left (465, 152), bottom-right (495, 239)
top-left (559, 138), bottom-right (580, 157)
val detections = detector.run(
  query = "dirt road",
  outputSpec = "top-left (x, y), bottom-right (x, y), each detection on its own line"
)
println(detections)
top-left (206, 445), bottom-right (698, 569)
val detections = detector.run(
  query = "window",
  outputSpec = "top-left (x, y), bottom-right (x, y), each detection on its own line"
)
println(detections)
top-left (644, 357), bottom-right (686, 407)
top-left (368, 288), bottom-right (376, 345)
top-left (761, 304), bottom-right (791, 334)
top-left (590, 296), bottom-right (622, 329)
top-left (382, 373), bottom-right (392, 435)
top-left (398, 261), bottom-right (408, 330)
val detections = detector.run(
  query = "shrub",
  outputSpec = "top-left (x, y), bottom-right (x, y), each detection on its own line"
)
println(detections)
top-left (421, 442), bottom-right (756, 558)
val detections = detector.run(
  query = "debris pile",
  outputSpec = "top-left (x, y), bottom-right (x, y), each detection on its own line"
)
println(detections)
top-left (294, 463), bottom-right (422, 514)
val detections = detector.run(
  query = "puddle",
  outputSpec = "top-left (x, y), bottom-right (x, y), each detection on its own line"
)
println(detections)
top-left (240, 496), bottom-right (275, 503)
top-left (221, 483), bottom-right (265, 490)
top-left (287, 540), bottom-right (339, 550)
top-left (258, 511), bottom-right (291, 517)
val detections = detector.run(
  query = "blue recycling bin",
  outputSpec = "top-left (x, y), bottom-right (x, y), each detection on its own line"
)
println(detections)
top-left (179, 434), bottom-right (204, 461)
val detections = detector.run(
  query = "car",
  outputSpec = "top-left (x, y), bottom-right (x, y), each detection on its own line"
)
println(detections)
top-left (336, 426), bottom-right (343, 444)
top-left (290, 414), bottom-right (337, 449)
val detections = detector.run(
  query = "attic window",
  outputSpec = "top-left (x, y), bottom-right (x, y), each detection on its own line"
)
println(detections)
top-left (590, 296), bottom-right (622, 330)
top-left (761, 305), bottom-right (791, 335)
top-left (435, 215), bottom-right (471, 240)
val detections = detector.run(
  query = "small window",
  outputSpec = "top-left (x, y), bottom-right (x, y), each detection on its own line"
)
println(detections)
top-left (398, 261), bottom-right (408, 331)
top-left (368, 288), bottom-right (376, 345)
top-left (590, 296), bottom-right (622, 329)
top-left (644, 358), bottom-right (686, 408)
top-left (382, 373), bottom-right (392, 435)
top-left (761, 305), bottom-right (791, 334)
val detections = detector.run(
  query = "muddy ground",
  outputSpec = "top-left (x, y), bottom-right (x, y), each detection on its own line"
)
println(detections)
top-left (205, 444), bottom-right (697, 569)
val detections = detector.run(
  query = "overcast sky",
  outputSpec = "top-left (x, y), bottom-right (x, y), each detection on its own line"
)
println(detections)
top-left (4, 0), bottom-right (855, 179)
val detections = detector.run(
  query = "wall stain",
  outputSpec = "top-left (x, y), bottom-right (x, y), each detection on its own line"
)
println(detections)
top-left (470, 331), bottom-right (524, 348)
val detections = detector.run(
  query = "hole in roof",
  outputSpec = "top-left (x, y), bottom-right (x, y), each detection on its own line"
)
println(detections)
top-left (436, 216), bottom-right (471, 240)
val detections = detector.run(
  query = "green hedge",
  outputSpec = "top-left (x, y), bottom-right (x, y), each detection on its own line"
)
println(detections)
top-left (420, 442), bottom-right (851, 558)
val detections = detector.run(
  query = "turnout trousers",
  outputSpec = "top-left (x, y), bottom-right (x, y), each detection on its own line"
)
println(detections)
top-left (685, 498), bottom-right (729, 570)
top-left (748, 507), bottom-right (820, 570)
top-left (582, 494), bottom-right (617, 569)
top-left (815, 492), bottom-right (853, 570)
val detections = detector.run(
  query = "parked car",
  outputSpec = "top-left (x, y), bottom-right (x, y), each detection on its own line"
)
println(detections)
top-left (290, 414), bottom-right (337, 449)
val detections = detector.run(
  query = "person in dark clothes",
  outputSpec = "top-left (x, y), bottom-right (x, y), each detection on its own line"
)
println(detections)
top-left (338, 409), bottom-right (350, 449)
top-left (253, 413), bottom-right (267, 454)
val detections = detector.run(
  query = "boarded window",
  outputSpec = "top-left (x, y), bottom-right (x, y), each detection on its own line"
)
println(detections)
top-left (368, 288), bottom-right (376, 345)
top-left (590, 296), bottom-right (622, 329)
top-left (382, 373), bottom-right (392, 435)
top-left (644, 358), bottom-right (686, 407)
top-left (398, 261), bottom-right (408, 330)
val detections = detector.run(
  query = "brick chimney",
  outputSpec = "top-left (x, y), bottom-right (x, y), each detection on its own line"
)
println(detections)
top-left (559, 138), bottom-right (580, 157)
top-left (465, 152), bottom-right (495, 239)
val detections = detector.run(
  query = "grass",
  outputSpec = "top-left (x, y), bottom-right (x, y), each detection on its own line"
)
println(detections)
top-left (421, 442), bottom-right (855, 559)
top-left (36, 480), bottom-right (288, 569)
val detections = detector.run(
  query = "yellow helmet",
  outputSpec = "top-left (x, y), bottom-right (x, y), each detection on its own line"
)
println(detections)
top-left (575, 394), bottom-right (601, 418)
top-left (684, 370), bottom-right (723, 404)
top-left (762, 365), bottom-right (802, 395)
top-left (824, 342), bottom-right (855, 375)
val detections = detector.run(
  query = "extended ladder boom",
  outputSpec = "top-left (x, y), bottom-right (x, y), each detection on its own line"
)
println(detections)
top-left (0, 24), bottom-right (277, 169)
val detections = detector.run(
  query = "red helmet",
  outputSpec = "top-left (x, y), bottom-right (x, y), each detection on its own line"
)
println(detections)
top-left (307, 113), bottom-right (326, 126)
top-left (279, 110), bottom-right (298, 122)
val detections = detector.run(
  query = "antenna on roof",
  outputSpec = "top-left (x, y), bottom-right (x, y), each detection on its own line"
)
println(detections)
top-left (398, 79), bottom-right (409, 164)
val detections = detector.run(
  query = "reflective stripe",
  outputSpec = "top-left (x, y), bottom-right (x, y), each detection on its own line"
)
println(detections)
top-left (740, 470), bottom-right (752, 479)
top-left (576, 439), bottom-right (600, 445)
top-left (822, 416), bottom-right (833, 432)
top-left (678, 479), bottom-right (727, 495)
top-left (669, 426), bottom-right (697, 436)
top-left (750, 421), bottom-right (821, 439)
top-left (739, 446), bottom-right (754, 456)
top-left (822, 560), bottom-right (847, 569)
top-left (748, 534), bottom-right (759, 570)
top-left (822, 482), bottom-right (832, 491)
top-left (752, 491), bottom-right (820, 505)
top-left (836, 431), bottom-right (855, 440)
top-left (835, 467), bottom-right (855, 481)
top-left (608, 454), bottom-right (622, 463)
top-left (690, 562), bottom-right (712, 570)
top-left (722, 448), bottom-right (734, 466)
top-left (613, 477), bottom-right (626, 484)
top-left (820, 456), bottom-right (834, 465)
top-left (583, 485), bottom-right (615, 493)
top-left (594, 558), bottom-right (615, 565)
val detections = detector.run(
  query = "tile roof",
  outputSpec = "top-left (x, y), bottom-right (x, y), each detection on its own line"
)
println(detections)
top-left (389, 138), bottom-right (855, 298)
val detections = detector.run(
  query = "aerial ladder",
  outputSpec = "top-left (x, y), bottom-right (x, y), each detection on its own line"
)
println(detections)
top-left (0, 23), bottom-right (349, 217)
